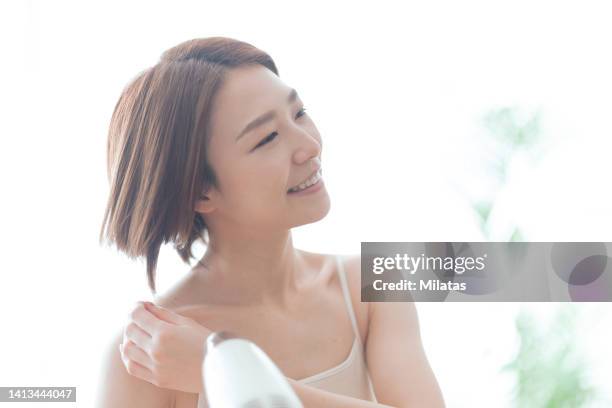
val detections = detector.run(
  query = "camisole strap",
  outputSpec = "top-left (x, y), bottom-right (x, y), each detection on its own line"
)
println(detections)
top-left (335, 254), bottom-right (361, 343)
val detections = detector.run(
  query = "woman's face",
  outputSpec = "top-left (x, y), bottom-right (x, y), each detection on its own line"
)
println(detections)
top-left (196, 64), bottom-right (330, 232)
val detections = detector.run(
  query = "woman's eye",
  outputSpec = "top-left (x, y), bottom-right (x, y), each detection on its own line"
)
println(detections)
top-left (255, 131), bottom-right (278, 149)
top-left (254, 107), bottom-right (308, 149)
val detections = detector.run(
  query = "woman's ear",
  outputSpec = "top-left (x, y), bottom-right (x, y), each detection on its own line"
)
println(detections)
top-left (194, 191), bottom-right (216, 214)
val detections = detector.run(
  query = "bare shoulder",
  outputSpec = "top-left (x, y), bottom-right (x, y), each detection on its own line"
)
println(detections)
top-left (152, 270), bottom-right (220, 318)
top-left (324, 252), bottom-right (371, 345)
top-left (95, 327), bottom-right (173, 408)
top-left (340, 254), bottom-right (370, 336)
top-left (152, 270), bottom-right (199, 310)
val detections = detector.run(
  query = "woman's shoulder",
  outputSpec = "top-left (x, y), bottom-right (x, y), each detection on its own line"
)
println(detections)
top-left (302, 250), bottom-right (361, 281)
top-left (301, 250), bottom-right (370, 344)
top-left (335, 253), bottom-right (370, 345)
top-left (151, 271), bottom-right (231, 326)
top-left (296, 249), bottom-right (360, 279)
top-left (96, 327), bottom-right (174, 408)
top-left (151, 266), bottom-right (223, 315)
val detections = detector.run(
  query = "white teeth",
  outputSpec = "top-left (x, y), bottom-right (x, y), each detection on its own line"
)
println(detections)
top-left (289, 168), bottom-right (322, 193)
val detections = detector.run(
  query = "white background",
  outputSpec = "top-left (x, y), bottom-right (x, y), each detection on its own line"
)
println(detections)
top-left (1, 0), bottom-right (611, 406)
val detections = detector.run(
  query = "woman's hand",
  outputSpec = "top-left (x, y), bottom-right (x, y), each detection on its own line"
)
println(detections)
top-left (119, 301), bottom-right (213, 393)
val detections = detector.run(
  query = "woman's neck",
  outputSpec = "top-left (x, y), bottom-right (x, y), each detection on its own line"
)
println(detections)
top-left (192, 231), bottom-right (309, 309)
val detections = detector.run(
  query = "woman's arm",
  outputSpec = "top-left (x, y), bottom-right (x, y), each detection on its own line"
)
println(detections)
top-left (344, 255), bottom-right (446, 408)
top-left (366, 300), bottom-right (445, 407)
top-left (95, 328), bottom-right (174, 408)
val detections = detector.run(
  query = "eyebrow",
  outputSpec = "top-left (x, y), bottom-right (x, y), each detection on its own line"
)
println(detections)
top-left (235, 88), bottom-right (299, 142)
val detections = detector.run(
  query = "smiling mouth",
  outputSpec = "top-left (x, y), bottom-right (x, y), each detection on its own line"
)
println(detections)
top-left (287, 167), bottom-right (323, 193)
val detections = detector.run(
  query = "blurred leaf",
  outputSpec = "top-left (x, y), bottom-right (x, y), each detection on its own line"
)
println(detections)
top-left (509, 228), bottom-right (524, 242)
top-left (503, 306), bottom-right (597, 407)
top-left (473, 201), bottom-right (494, 224)
top-left (472, 106), bottom-right (545, 241)
top-left (482, 107), bottom-right (542, 151)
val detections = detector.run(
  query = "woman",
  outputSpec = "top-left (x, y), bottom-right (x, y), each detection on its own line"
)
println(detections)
top-left (96, 36), bottom-right (445, 407)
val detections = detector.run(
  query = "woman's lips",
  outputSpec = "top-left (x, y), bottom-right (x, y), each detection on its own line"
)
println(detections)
top-left (287, 177), bottom-right (324, 195)
top-left (287, 167), bottom-right (322, 193)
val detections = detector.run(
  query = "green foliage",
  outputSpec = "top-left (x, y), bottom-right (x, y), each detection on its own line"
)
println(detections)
top-left (483, 107), bottom-right (542, 151)
top-left (502, 306), bottom-right (596, 407)
top-left (473, 107), bottom-right (542, 240)
top-left (509, 227), bottom-right (524, 242)
top-left (471, 107), bottom-right (600, 406)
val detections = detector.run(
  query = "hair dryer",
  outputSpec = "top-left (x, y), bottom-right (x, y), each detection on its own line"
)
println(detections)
top-left (202, 331), bottom-right (304, 408)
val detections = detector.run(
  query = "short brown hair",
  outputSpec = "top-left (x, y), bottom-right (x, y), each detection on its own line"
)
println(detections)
top-left (99, 37), bottom-right (279, 294)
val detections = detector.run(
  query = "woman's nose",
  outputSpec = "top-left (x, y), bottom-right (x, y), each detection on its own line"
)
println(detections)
top-left (291, 128), bottom-right (321, 164)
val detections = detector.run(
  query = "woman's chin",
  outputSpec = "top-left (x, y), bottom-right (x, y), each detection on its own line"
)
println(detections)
top-left (291, 197), bottom-right (331, 227)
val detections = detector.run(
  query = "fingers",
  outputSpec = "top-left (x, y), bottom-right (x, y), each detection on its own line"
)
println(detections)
top-left (144, 302), bottom-right (185, 325)
top-left (124, 321), bottom-right (153, 353)
top-left (119, 342), bottom-right (155, 383)
top-left (130, 303), bottom-right (169, 336)
top-left (120, 340), bottom-right (154, 371)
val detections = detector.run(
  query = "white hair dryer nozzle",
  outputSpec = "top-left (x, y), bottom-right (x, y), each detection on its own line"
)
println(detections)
top-left (203, 331), bottom-right (303, 408)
